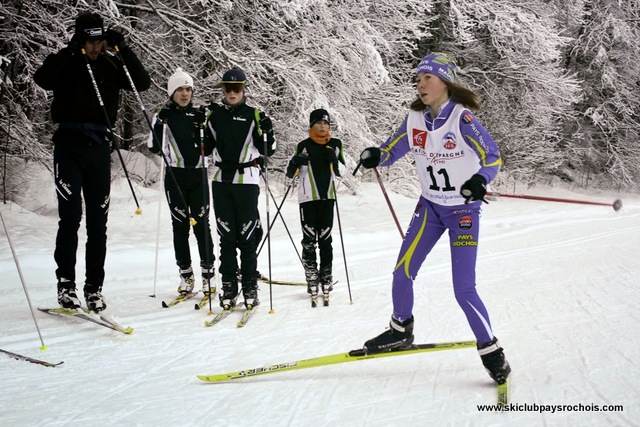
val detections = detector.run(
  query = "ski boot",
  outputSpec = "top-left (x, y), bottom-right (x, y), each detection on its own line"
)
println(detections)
top-left (57, 278), bottom-right (81, 309)
top-left (319, 265), bottom-right (333, 293)
top-left (478, 337), bottom-right (511, 384)
top-left (308, 281), bottom-right (320, 307)
top-left (219, 281), bottom-right (238, 310)
top-left (307, 281), bottom-right (319, 296)
top-left (242, 283), bottom-right (260, 309)
top-left (177, 266), bottom-right (195, 294)
top-left (84, 285), bottom-right (107, 313)
top-left (304, 267), bottom-right (319, 295)
top-left (302, 244), bottom-right (318, 295)
top-left (363, 316), bottom-right (415, 354)
top-left (201, 266), bottom-right (215, 295)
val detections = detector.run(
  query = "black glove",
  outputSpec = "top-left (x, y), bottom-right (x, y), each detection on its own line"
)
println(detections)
top-left (259, 115), bottom-right (273, 133)
top-left (291, 154), bottom-right (308, 166)
top-left (68, 32), bottom-right (81, 49)
top-left (360, 147), bottom-right (381, 169)
top-left (324, 147), bottom-right (338, 163)
top-left (285, 162), bottom-right (298, 179)
top-left (460, 174), bottom-right (488, 204)
top-left (193, 109), bottom-right (206, 125)
top-left (157, 108), bottom-right (170, 122)
top-left (253, 156), bottom-right (265, 170)
top-left (104, 28), bottom-right (126, 48)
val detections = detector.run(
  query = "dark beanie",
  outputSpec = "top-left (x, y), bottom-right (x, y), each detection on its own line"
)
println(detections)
top-left (309, 109), bottom-right (330, 127)
top-left (75, 12), bottom-right (104, 42)
top-left (221, 67), bottom-right (247, 84)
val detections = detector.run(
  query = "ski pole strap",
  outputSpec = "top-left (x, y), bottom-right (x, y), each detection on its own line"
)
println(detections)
top-left (58, 122), bottom-right (111, 144)
top-left (215, 158), bottom-right (263, 174)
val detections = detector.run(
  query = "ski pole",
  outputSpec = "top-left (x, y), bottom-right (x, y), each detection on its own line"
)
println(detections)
top-left (330, 162), bottom-right (353, 304)
top-left (112, 45), bottom-right (194, 224)
top-left (486, 192), bottom-right (623, 211)
top-left (257, 174), bottom-right (302, 264)
top-left (260, 124), bottom-right (274, 314)
top-left (199, 123), bottom-right (215, 314)
top-left (0, 210), bottom-right (48, 350)
top-left (373, 167), bottom-right (405, 239)
top-left (150, 159), bottom-right (165, 298)
top-left (81, 48), bottom-right (141, 215)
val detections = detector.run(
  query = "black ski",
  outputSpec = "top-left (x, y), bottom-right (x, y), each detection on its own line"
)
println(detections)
top-left (0, 348), bottom-right (63, 367)
top-left (38, 307), bottom-right (133, 334)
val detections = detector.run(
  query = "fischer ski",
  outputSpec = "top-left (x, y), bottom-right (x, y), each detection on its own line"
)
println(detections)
top-left (0, 348), bottom-right (63, 367)
top-left (204, 306), bottom-right (237, 327)
top-left (197, 340), bottom-right (477, 382)
top-left (162, 291), bottom-right (197, 308)
top-left (237, 306), bottom-right (258, 328)
top-left (259, 275), bottom-right (306, 286)
top-left (38, 307), bottom-right (133, 335)
top-left (497, 377), bottom-right (510, 406)
top-left (194, 291), bottom-right (215, 310)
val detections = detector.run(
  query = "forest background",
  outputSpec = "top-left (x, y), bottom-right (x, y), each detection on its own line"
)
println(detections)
top-left (1, 0), bottom-right (639, 203)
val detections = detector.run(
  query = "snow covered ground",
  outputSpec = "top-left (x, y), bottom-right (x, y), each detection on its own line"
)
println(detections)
top-left (1, 171), bottom-right (639, 427)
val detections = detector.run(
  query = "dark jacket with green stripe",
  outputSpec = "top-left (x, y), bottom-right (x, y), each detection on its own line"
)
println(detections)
top-left (205, 98), bottom-right (276, 185)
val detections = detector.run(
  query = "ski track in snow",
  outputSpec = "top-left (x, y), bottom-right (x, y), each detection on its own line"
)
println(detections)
top-left (1, 180), bottom-right (639, 426)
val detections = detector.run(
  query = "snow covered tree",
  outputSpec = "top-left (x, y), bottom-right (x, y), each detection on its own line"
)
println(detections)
top-left (1, 0), bottom-right (638, 206)
top-left (560, 0), bottom-right (640, 189)
top-left (420, 0), bottom-right (582, 189)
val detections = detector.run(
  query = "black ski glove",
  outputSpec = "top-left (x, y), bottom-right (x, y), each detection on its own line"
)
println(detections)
top-left (193, 109), bottom-right (206, 125)
top-left (324, 147), bottom-right (338, 163)
top-left (259, 115), bottom-right (273, 134)
top-left (68, 32), bottom-right (83, 53)
top-left (460, 174), bottom-right (488, 204)
top-left (291, 154), bottom-right (308, 166)
top-left (360, 147), bottom-right (381, 169)
top-left (285, 162), bottom-right (298, 179)
top-left (104, 29), bottom-right (126, 48)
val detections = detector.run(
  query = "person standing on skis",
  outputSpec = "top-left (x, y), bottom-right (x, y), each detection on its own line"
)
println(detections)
top-left (358, 52), bottom-right (511, 385)
top-left (33, 11), bottom-right (150, 313)
top-left (205, 67), bottom-right (276, 310)
top-left (148, 68), bottom-right (215, 297)
top-left (285, 109), bottom-right (346, 298)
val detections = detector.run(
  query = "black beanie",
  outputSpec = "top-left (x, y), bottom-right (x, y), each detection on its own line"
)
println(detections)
top-left (309, 109), bottom-right (330, 127)
top-left (75, 12), bottom-right (104, 42)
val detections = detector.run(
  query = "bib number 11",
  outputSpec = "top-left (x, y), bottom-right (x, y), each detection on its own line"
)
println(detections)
top-left (426, 166), bottom-right (455, 191)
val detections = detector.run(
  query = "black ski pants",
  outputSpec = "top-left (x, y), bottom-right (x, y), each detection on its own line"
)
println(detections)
top-left (53, 141), bottom-right (110, 288)
top-left (165, 167), bottom-right (214, 270)
top-left (211, 181), bottom-right (260, 284)
top-left (300, 199), bottom-right (335, 272)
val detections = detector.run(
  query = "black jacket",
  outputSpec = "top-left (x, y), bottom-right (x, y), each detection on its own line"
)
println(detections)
top-left (149, 101), bottom-right (212, 169)
top-left (286, 137), bottom-right (345, 202)
top-left (34, 45), bottom-right (150, 144)
top-left (205, 98), bottom-right (275, 184)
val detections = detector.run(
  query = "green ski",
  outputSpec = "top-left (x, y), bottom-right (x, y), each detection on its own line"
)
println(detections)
top-left (162, 291), bottom-right (197, 308)
top-left (237, 306), bottom-right (258, 328)
top-left (204, 306), bottom-right (236, 327)
top-left (497, 377), bottom-right (510, 406)
top-left (197, 340), bottom-right (476, 382)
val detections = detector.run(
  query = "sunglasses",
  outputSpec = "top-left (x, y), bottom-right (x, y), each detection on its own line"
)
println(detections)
top-left (223, 83), bottom-right (245, 93)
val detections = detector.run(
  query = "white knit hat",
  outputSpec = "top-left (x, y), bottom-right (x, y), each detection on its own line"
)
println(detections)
top-left (167, 68), bottom-right (194, 97)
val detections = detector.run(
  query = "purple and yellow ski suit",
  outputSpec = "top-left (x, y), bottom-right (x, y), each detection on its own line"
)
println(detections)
top-left (378, 99), bottom-right (501, 346)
